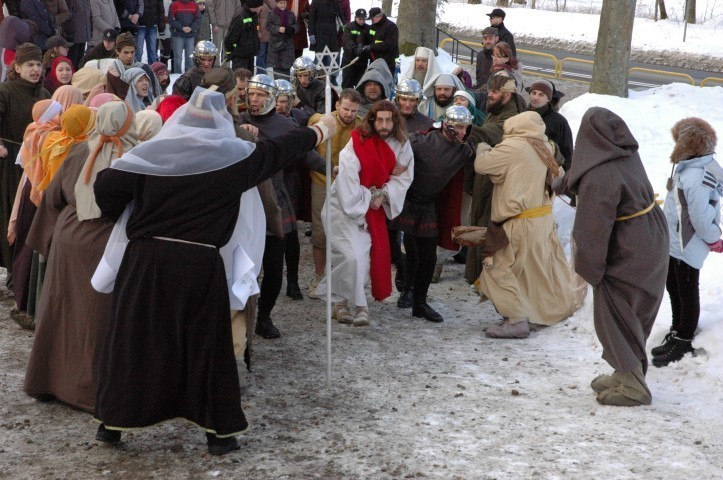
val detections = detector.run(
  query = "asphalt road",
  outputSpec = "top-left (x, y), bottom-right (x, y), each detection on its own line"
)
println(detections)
top-left (439, 33), bottom-right (723, 90)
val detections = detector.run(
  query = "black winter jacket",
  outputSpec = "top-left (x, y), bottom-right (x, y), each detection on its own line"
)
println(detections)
top-left (341, 19), bottom-right (368, 65)
top-left (139, 0), bottom-right (165, 28)
top-left (224, 7), bottom-right (259, 59)
top-left (20, 0), bottom-right (56, 50)
top-left (307, 0), bottom-right (339, 52)
top-left (367, 15), bottom-right (398, 76)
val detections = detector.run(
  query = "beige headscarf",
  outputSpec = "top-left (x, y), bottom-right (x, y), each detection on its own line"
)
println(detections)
top-left (71, 67), bottom-right (106, 98)
top-left (75, 101), bottom-right (138, 220)
top-left (135, 110), bottom-right (163, 142)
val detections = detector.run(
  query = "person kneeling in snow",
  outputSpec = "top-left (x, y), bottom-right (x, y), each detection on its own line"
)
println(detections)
top-left (567, 107), bottom-right (668, 407)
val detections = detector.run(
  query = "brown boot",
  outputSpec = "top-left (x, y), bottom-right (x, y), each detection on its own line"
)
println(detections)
top-left (590, 371), bottom-right (622, 394)
top-left (485, 318), bottom-right (530, 339)
top-left (596, 364), bottom-right (651, 406)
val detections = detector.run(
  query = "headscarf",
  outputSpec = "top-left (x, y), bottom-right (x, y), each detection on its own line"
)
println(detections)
top-left (400, 47), bottom-right (443, 87)
top-left (45, 56), bottom-right (75, 93)
top-left (20, 100), bottom-right (61, 169)
top-left (89, 93), bottom-right (120, 109)
top-left (135, 110), bottom-right (163, 142)
top-left (51, 84), bottom-right (84, 112)
top-left (156, 95), bottom-right (187, 123)
top-left (123, 67), bottom-right (154, 113)
top-left (35, 105), bottom-right (97, 201)
top-left (72, 67), bottom-right (106, 98)
top-left (75, 101), bottom-right (138, 220)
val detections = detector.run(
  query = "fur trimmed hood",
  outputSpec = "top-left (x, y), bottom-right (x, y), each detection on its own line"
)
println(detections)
top-left (670, 117), bottom-right (717, 163)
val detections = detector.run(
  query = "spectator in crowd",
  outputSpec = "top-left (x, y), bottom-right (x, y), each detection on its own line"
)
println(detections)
top-left (80, 28), bottom-right (117, 67)
top-left (255, 0), bottom-right (270, 73)
top-left (526, 79), bottom-right (573, 171)
top-left (474, 26), bottom-right (498, 92)
top-left (362, 7), bottom-right (398, 78)
top-left (61, 0), bottom-right (91, 68)
top-left (307, 0), bottom-right (341, 85)
top-left (89, 0), bottom-right (120, 48)
top-left (207, 0), bottom-right (238, 66)
top-left (169, 0), bottom-right (201, 73)
top-left (195, 0), bottom-right (212, 43)
top-left (489, 41), bottom-right (523, 93)
top-left (654, 118), bottom-right (722, 367)
top-left (224, 0), bottom-right (262, 71)
top-left (486, 8), bottom-right (515, 57)
top-left (21, 0), bottom-right (56, 50)
top-left (340, 8), bottom-right (368, 89)
top-left (266, 0), bottom-right (297, 79)
top-left (43, 55), bottom-right (75, 93)
top-left (117, 0), bottom-right (142, 34)
top-left (134, 0), bottom-right (165, 64)
top-left (43, 0), bottom-right (71, 36)
top-left (42, 34), bottom-right (72, 74)
top-left (290, 0), bottom-right (309, 58)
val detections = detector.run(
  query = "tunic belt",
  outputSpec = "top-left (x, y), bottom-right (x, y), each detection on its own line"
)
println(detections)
top-left (510, 204), bottom-right (552, 220)
top-left (152, 236), bottom-right (217, 249)
top-left (615, 200), bottom-right (656, 222)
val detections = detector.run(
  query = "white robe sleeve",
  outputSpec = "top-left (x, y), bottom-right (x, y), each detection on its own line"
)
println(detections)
top-left (381, 139), bottom-right (414, 220)
top-left (334, 140), bottom-right (372, 220)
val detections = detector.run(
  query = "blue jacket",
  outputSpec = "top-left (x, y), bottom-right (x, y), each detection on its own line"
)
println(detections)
top-left (663, 154), bottom-right (722, 269)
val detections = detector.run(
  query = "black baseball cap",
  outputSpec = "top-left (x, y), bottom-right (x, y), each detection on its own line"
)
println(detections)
top-left (486, 8), bottom-right (506, 19)
top-left (103, 28), bottom-right (119, 40)
top-left (46, 35), bottom-right (72, 49)
top-left (368, 7), bottom-right (383, 18)
top-left (355, 8), bottom-right (367, 19)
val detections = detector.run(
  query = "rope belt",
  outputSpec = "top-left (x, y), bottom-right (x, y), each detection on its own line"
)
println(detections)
top-left (510, 204), bottom-right (553, 220)
top-left (152, 236), bottom-right (216, 249)
top-left (615, 200), bottom-right (656, 222)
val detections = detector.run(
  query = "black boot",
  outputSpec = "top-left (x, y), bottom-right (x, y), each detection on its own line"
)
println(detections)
top-left (286, 282), bottom-right (303, 300)
top-left (412, 302), bottom-right (443, 323)
top-left (453, 246), bottom-right (467, 264)
top-left (652, 337), bottom-right (694, 367)
top-left (394, 254), bottom-right (406, 293)
top-left (96, 424), bottom-right (121, 444)
top-left (206, 433), bottom-right (240, 456)
top-left (650, 330), bottom-right (676, 357)
top-left (255, 315), bottom-right (281, 339)
top-left (397, 289), bottom-right (413, 309)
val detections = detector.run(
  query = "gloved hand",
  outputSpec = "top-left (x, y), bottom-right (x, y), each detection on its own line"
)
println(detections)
top-left (708, 239), bottom-right (723, 253)
top-left (361, 45), bottom-right (371, 54)
top-left (354, 43), bottom-right (364, 56)
top-left (308, 34), bottom-right (316, 45)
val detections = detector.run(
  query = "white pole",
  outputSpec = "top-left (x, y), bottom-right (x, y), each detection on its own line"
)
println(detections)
top-left (323, 60), bottom-right (333, 386)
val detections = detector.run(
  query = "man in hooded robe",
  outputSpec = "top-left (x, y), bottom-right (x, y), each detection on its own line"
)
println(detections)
top-left (418, 73), bottom-right (465, 122)
top-left (399, 46), bottom-right (442, 88)
top-left (566, 107), bottom-right (668, 406)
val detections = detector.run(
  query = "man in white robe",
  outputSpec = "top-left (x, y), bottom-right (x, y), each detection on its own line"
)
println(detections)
top-left (399, 46), bottom-right (442, 88)
top-left (316, 100), bottom-right (414, 326)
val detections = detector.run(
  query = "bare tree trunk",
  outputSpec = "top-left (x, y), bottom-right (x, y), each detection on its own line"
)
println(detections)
top-left (658, 0), bottom-right (668, 19)
top-left (531, 0), bottom-right (537, 8)
top-left (496, 0), bottom-right (510, 6)
top-left (382, 0), bottom-right (393, 16)
top-left (685, 0), bottom-right (696, 23)
top-left (590, 0), bottom-right (637, 97)
top-left (397, 0), bottom-right (438, 56)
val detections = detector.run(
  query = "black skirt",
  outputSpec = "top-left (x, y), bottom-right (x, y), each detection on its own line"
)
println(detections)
top-left (95, 237), bottom-right (247, 437)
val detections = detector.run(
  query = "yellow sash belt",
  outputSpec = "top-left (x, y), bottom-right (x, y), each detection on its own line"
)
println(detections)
top-left (615, 195), bottom-right (661, 222)
top-left (511, 204), bottom-right (553, 220)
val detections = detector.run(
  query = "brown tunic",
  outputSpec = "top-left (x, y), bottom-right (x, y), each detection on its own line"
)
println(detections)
top-left (567, 107), bottom-right (669, 374)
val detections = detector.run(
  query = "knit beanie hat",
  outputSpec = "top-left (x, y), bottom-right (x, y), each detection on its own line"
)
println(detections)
top-left (151, 61), bottom-right (169, 77)
top-left (528, 80), bottom-right (553, 101)
top-left (14, 42), bottom-right (42, 65)
top-left (115, 32), bottom-right (136, 51)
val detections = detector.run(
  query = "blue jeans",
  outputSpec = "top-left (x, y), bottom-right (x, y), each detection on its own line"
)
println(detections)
top-left (135, 26), bottom-right (159, 63)
top-left (255, 42), bottom-right (268, 74)
top-left (172, 34), bottom-right (195, 73)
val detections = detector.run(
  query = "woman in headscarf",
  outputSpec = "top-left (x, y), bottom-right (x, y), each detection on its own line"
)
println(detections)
top-left (23, 102), bottom-right (131, 414)
top-left (6, 99), bottom-right (61, 329)
top-left (123, 67), bottom-right (155, 113)
top-left (156, 94), bottom-right (187, 123)
top-left (9, 85), bottom-right (84, 327)
top-left (135, 110), bottom-right (163, 141)
top-left (88, 92), bottom-right (119, 109)
top-left (71, 66), bottom-right (106, 101)
top-left (43, 55), bottom-right (75, 94)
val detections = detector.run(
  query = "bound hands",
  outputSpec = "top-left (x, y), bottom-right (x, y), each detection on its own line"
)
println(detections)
top-left (708, 239), bottom-right (723, 253)
top-left (369, 187), bottom-right (385, 210)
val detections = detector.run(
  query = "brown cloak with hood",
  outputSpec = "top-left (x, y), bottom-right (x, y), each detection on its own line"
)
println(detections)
top-left (567, 107), bottom-right (668, 374)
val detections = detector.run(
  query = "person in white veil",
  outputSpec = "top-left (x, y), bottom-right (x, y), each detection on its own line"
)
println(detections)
top-left (399, 46), bottom-right (442, 87)
top-left (92, 87), bottom-right (336, 456)
top-left (418, 72), bottom-right (466, 121)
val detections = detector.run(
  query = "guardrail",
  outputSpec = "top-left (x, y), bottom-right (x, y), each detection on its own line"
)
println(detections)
top-left (437, 36), bottom-right (723, 87)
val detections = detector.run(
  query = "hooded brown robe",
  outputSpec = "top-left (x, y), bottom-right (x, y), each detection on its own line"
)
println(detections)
top-left (566, 107), bottom-right (668, 373)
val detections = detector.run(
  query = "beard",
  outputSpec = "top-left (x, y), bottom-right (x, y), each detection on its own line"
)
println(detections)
top-left (376, 129), bottom-right (391, 139)
top-left (486, 96), bottom-right (507, 115)
top-left (435, 95), bottom-right (453, 108)
top-left (413, 69), bottom-right (426, 84)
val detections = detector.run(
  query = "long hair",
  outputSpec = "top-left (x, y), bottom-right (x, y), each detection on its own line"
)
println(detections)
top-left (358, 100), bottom-right (407, 143)
top-left (494, 42), bottom-right (519, 70)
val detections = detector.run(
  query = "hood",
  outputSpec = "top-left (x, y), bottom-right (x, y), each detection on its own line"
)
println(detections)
top-left (399, 46), bottom-right (443, 87)
top-left (357, 59), bottom-right (394, 100)
top-left (502, 111), bottom-right (546, 140)
top-left (670, 117), bottom-right (717, 163)
top-left (421, 72), bottom-right (465, 99)
top-left (675, 153), bottom-right (718, 175)
top-left (566, 107), bottom-right (639, 191)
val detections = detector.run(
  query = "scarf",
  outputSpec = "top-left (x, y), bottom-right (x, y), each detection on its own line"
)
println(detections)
top-left (351, 129), bottom-right (396, 301)
top-left (274, 7), bottom-right (291, 28)
top-left (35, 105), bottom-right (96, 202)
top-left (75, 101), bottom-right (138, 220)
top-left (45, 56), bottom-right (75, 93)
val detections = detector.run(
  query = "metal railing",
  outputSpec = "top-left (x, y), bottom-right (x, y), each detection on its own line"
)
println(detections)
top-left (436, 29), bottom-right (479, 66)
top-left (700, 77), bottom-right (723, 87)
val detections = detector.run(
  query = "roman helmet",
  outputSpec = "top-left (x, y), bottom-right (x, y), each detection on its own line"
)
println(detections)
top-left (442, 105), bottom-right (473, 141)
top-left (246, 74), bottom-right (278, 115)
top-left (193, 40), bottom-right (219, 65)
top-left (291, 56), bottom-right (316, 82)
top-left (274, 79), bottom-right (296, 115)
top-left (394, 79), bottom-right (423, 109)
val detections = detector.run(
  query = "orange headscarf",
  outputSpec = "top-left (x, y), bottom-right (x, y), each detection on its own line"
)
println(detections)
top-left (35, 105), bottom-right (97, 200)
top-left (20, 100), bottom-right (62, 206)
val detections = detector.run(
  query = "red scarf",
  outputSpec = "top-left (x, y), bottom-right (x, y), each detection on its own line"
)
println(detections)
top-left (351, 129), bottom-right (396, 301)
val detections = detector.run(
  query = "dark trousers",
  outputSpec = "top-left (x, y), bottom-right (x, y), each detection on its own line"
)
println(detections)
top-left (666, 256), bottom-right (700, 340)
top-left (258, 235), bottom-right (285, 319)
top-left (403, 234), bottom-right (438, 305)
top-left (284, 229), bottom-right (299, 284)
top-left (387, 225), bottom-right (403, 265)
top-left (341, 60), bottom-right (366, 89)
top-left (68, 43), bottom-right (85, 70)
top-left (232, 56), bottom-right (255, 71)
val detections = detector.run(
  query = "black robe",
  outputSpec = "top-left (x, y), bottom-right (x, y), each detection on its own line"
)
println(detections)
top-left (93, 128), bottom-right (317, 436)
